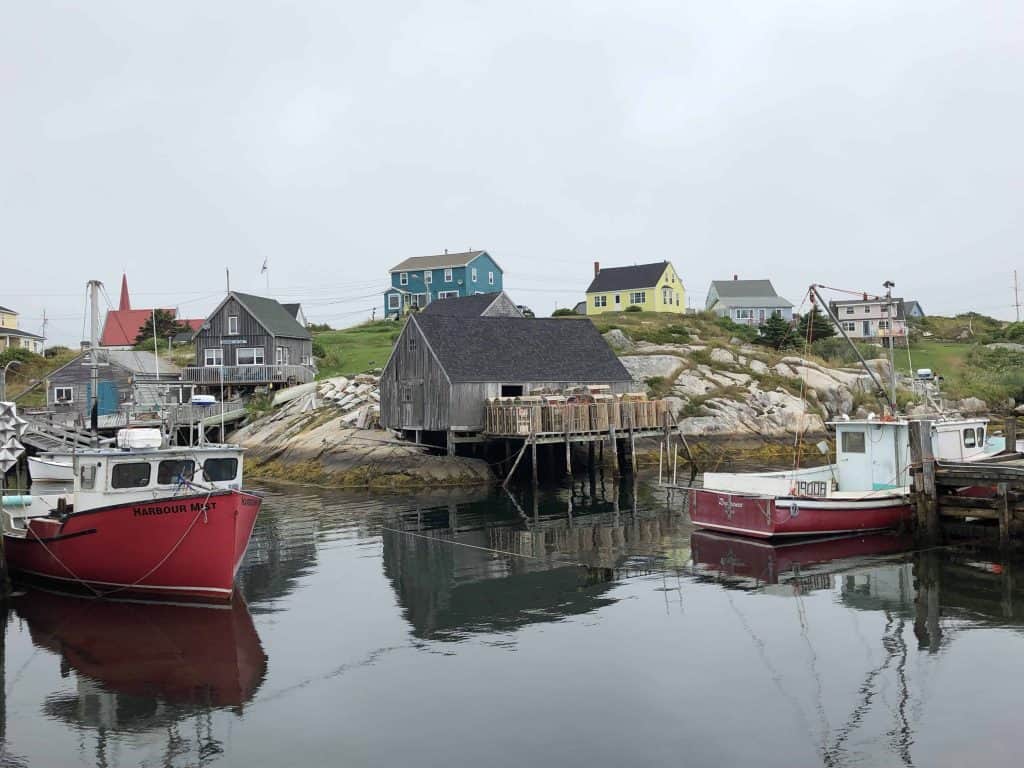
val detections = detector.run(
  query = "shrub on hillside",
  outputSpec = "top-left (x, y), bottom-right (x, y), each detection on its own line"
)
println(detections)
top-left (0, 347), bottom-right (40, 368)
top-left (44, 345), bottom-right (72, 358)
top-left (632, 323), bottom-right (691, 345)
top-left (625, 305), bottom-right (642, 313)
top-left (552, 308), bottom-right (578, 317)
top-left (713, 315), bottom-right (758, 343)
top-left (810, 337), bottom-right (880, 366)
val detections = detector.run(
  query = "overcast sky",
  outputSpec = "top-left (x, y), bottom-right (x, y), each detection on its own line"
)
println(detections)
top-left (3, 0), bottom-right (1023, 343)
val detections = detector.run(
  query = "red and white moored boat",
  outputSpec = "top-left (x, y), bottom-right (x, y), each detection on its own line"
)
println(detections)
top-left (689, 417), bottom-right (990, 539)
top-left (3, 429), bottom-right (261, 602)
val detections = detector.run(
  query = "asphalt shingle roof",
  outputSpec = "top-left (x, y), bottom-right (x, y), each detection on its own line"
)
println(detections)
top-left (710, 279), bottom-right (779, 299)
top-left (390, 251), bottom-right (485, 273)
top-left (420, 292), bottom-right (516, 318)
top-left (413, 315), bottom-right (631, 383)
top-left (586, 262), bottom-right (669, 293)
top-left (232, 292), bottom-right (311, 339)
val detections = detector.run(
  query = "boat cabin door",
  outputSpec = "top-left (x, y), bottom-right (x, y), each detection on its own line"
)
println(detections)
top-left (836, 427), bottom-right (872, 491)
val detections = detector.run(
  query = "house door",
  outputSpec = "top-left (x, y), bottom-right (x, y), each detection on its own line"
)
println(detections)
top-left (862, 320), bottom-right (871, 337)
top-left (758, 309), bottom-right (766, 323)
top-left (401, 380), bottom-right (423, 428)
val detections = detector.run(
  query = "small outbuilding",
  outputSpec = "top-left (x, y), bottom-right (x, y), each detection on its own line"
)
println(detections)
top-left (380, 315), bottom-right (633, 440)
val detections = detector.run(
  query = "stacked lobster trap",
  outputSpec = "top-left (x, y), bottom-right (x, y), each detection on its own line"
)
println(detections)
top-left (484, 387), bottom-right (668, 436)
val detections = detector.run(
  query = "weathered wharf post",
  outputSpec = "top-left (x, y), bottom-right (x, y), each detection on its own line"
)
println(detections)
top-left (530, 432), bottom-right (539, 490)
top-left (908, 419), bottom-right (938, 542)
top-left (1006, 415), bottom-right (1018, 453)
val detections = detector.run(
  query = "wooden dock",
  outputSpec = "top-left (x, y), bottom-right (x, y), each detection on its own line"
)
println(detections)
top-left (909, 418), bottom-right (1024, 548)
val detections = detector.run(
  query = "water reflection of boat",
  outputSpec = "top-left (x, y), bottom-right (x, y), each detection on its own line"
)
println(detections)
top-left (691, 530), bottom-right (913, 592)
top-left (14, 588), bottom-right (268, 726)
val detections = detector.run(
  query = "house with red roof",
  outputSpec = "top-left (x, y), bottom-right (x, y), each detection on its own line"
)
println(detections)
top-left (99, 274), bottom-right (204, 350)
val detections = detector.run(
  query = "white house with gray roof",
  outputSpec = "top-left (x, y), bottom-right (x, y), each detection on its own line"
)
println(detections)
top-left (705, 277), bottom-right (793, 326)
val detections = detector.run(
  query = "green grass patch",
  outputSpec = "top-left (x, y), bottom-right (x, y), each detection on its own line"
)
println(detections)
top-left (314, 320), bottom-right (401, 378)
top-left (5, 348), bottom-right (79, 407)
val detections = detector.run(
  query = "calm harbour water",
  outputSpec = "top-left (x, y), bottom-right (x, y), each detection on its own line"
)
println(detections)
top-left (2, 476), bottom-right (1023, 768)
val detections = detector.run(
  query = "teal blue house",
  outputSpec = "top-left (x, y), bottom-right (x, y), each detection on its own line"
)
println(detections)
top-left (384, 250), bottom-right (503, 319)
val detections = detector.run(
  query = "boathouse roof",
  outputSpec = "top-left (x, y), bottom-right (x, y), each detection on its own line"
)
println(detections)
top-left (586, 261), bottom-right (670, 294)
top-left (412, 315), bottom-right (631, 383)
top-left (419, 291), bottom-right (522, 318)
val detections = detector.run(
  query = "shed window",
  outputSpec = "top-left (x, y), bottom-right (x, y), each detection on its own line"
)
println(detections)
top-left (276, 346), bottom-right (289, 365)
top-left (204, 348), bottom-right (223, 367)
top-left (399, 272), bottom-right (409, 286)
top-left (237, 347), bottom-right (265, 366)
top-left (488, 271), bottom-right (495, 285)
top-left (111, 462), bottom-right (152, 489)
top-left (963, 428), bottom-right (976, 448)
top-left (841, 431), bottom-right (866, 453)
top-left (158, 459), bottom-right (195, 484)
top-left (54, 386), bottom-right (74, 403)
top-left (387, 294), bottom-right (401, 310)
top-left (203, 458), bottom-right (238, 482)
top-left (227, 316), bottom-right (239, 335)
top-left (407, 333), bottom-right (418, 352)
top-left (444, 268), bottom-right (453, 283)
top-left (471, 267), bottom-right (478, 282)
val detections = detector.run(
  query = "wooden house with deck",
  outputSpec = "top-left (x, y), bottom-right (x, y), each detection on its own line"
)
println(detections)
top-left (380, 315), bottom-right (672, 474)
top-left (183, 292), bottom-right (315, 391)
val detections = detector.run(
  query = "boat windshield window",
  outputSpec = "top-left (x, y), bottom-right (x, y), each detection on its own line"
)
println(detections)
top-left (963, 429), bottom-right (976, 448)
top-left (977, 427), bottom-right (985, 445)
top-left (157, 459), bottom-right (195, 485)
top-left (840, 431), bottom-right (866, 454)
top-left (203, 458), bottom-right (238, 482)
top-left (111, 462), bottom-right (152, 489)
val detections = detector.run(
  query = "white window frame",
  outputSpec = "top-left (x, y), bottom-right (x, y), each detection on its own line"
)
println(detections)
top-left (615, 294), bottom-right (621, 305)
top-left (227, 315), bottom-right (239, 335)
top-left (237, 347), bottom-right (265, 366)
top-left (735, 308), bottom-right (753, 320)
top-left (629, 291), bottom-right (646, 306)
top-left (204, 348), bottom-right (223, 367)
top-left (471, 267), bottom-right (478, 282)
top-left (438, 290), bottom-right (459, 299)
top-left (488, 271), bottom-right (494, 285)
top-left (399, 272), bottom-right (409, 286)
top-left (425, 271), bottom-right (432, 285)
top-left (444, 268), bottom-right (453, 283)
top-left (411, 293), bottom-right (427, 308)
top-left (878, 320), bottom-right (890, 331)
top-left (842, 321), bottom-right (857, 332)
top-left (594, 295), bottom-right (607, 308)
top-left (54, 386), bottom-right (74, 403)
top-left (275, 346), bottom-right (289, 366)
top-left (387, 294), bottom-right (401, 310)
top-left (662, 287), bottom-right (672, 304)
top-left (844, 307), bottom-right (854, 315)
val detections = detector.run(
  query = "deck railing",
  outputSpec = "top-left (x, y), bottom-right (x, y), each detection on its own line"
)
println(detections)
top-left (484, 400), bottom-right (669, 437)
top-left (181, 364), bottom-right (316, 385)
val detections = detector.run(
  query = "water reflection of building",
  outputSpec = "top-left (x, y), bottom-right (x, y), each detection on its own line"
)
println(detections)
top-left (382, 482), bottom-right (687, 640)
top-left (13, 589), bottom-right (267, 764)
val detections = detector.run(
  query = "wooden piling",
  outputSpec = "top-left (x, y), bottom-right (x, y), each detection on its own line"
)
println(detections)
top-left (531, 436), bottom-right (538, 489)
top-left (564, 434), bottom-right (571, 475)
top-left (1006, 416), bottom-right (1018, 454)
top-left (998, 482), bottom-right (1011, 549)
top-left (908, 419), bottom-right (938, 542)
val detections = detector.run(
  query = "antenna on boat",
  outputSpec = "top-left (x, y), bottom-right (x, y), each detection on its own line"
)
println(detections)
top-left (87, 280), bottom-right (103, 445)
top-left (809, 284), bottom-right (897, 415)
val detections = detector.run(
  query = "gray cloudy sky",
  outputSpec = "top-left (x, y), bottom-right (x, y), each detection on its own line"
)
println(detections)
top-left (3, 0), bottom-right (1023, 343)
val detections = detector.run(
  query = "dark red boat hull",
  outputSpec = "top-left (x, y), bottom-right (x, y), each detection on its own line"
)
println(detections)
top-left (689, 488), bottom-right (911, 538)
top-left (5, 490), bottom-right (261, 601)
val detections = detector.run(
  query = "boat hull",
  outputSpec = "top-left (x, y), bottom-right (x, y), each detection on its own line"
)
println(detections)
top-left (5, 490), bottom-right (262, 601)
top-left (688, 488), bottom-right (911, 538)
top-left (27, 455), bottom-right (74, 482)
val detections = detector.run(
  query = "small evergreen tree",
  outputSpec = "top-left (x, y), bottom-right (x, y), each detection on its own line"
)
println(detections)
top-left (134, 309), bottom-right (186, 346)
top-left (796, 306), bottom-right (836, 342)
top-left (757, 311), bottom-right (797, 350)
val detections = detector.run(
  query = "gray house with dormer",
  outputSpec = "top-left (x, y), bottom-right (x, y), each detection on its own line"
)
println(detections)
top-left (705, 278), bottom-right (794, 326)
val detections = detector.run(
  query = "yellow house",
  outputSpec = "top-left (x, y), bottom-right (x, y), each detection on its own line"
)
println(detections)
top-left (0, 305), bottom-right (45, 354)
top-left (585, 261), bottom-right (686, 315)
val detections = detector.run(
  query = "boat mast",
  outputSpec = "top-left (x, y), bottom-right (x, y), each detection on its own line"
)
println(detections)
top-left (87, 280), bottom-right (102, 444)
top-left (809, 284), bottom-right (896, 414)
top-left (883, 280), bottom-right (898, 411)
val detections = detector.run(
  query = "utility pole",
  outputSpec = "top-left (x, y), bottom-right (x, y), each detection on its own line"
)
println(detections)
top-left (41, 309), bottom-right (48, 353)
top-left (1015, 270), bottom-right (1021, 323)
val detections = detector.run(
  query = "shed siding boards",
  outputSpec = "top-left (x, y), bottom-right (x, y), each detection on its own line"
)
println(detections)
top-left (47, 357), bottom-right (133, 416)
top-left (379, 321), bottom-right (450, 431)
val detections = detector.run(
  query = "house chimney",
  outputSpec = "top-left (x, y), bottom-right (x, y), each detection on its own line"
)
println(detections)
top-left (733, 274), bottom-right (738, 280)
top-left (444, 248), bottom-right (448, 254)
top-left (594, 261), bottom-right (600, 277)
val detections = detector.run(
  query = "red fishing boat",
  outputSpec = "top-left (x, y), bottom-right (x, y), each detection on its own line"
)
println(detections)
top-left (0, 278), bottom-right (262, 601)
top-left (690, 416), bottom-right (992, 538)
